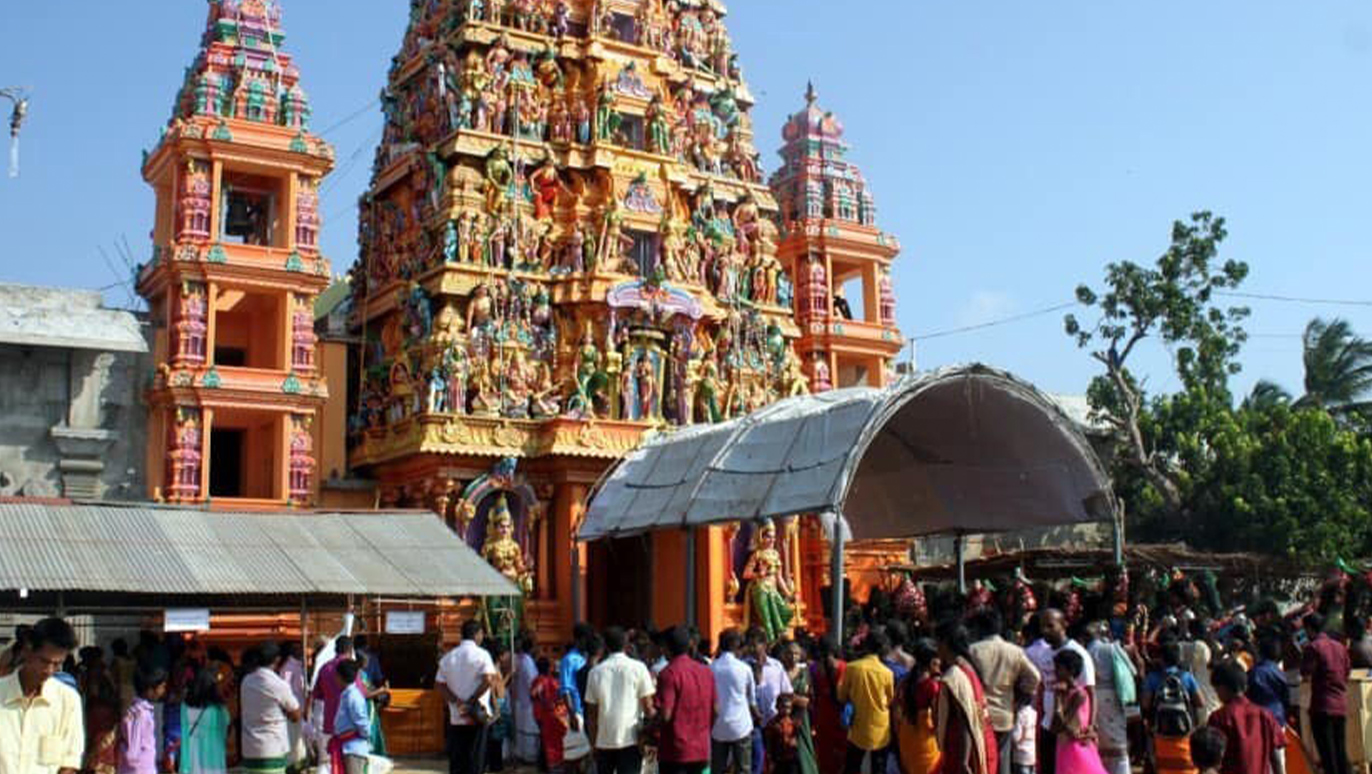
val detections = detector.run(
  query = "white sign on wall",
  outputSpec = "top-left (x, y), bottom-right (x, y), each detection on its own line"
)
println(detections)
top-left (163, 609), bottom-right (211, 633)
top-left (384, 611), bottom-right (426, 635)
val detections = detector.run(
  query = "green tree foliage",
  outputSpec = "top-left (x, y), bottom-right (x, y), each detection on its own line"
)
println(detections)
top-left (1067, 213), bottom-right (1372, 561)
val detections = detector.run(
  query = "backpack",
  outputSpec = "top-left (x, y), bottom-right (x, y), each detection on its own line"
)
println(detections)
top-left (1153, 671), bottom-right (1193, 737)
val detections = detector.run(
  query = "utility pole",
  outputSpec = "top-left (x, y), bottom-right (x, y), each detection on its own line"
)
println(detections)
top-left (1, 87), bottom-right (30, 178)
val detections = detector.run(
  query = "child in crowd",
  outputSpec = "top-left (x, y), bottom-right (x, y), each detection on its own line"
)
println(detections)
top-left (1012, 681), bottom-right (1038, 774)
top-left (1189, 727), bottom-right (1226, 774)
top-left (117, 666), bottom-right (168, 774)
top-left (764, 692), bottom-right (800, 774)
top-left (530, 657), bottom-right (565, 773)
top-left (1051, 649), bottom-right (1109, 774)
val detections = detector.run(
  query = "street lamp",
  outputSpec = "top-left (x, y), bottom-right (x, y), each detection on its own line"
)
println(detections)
top-left (1, 87), bottom-right (30, 178)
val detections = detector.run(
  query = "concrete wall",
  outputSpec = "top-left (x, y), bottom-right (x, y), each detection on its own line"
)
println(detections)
top-left (0, 343), bottom-right (149, 500)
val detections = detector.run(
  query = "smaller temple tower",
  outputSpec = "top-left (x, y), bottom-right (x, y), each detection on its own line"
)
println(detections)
top-left (137, 0), bottom-right (335, 507)
top-left (771, 83), bottom-right (902, 391)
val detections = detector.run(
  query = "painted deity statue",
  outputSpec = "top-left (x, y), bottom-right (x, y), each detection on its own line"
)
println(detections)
top-left (482, 494), bottom-right (532, 639)
top-left (742, 519), bottom-right (794, 642)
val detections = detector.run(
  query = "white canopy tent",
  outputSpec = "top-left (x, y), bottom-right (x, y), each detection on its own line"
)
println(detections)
top-left (578, 364), bottom-right (1118, 640)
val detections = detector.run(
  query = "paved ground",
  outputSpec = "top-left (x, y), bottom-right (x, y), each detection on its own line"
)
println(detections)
top-left (389, 758), bottom-right (538, 774)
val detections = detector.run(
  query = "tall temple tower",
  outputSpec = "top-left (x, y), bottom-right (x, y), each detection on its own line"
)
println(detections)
top-left (137, 0), bottom-right (335, 507)
top-left (349, 0), bottom-right (807, 642)
top-left (771, 84), bottom-right (903, 391)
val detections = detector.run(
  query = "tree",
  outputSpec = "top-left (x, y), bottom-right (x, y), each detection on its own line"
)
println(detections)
top-left (1064, 212), bottom-right (1249, 522)
top-left (1295, 318), bottom-right (1372, 419)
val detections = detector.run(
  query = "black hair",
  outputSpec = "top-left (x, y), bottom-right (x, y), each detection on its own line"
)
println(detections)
top-left (1211, 661), bottom-right (1247, 696)
top-left (461, 619), bottom-right (483, 641)
top-left (1257, 635), bottom-right (1283, 662)
top-left (1053, 647), bottom-right (1085, 679)
top-left (1190, 726), bottom-right (1227, 768)
top-left (910, 637), bottom-right (938, 669)
top-left (354, 635), bottom-right (369, 651)
top-left (112, 639), bottom-right (129, 658)
top-left (256, 641), bottom-right (281, 668)
top-left (135, 666), bottom-right (168, 696)
top-left (885, 620), bottom-right (909, 650)
top-left (335, 635), bottom-right (355, 654)
top-left (536, 656), bottom-right (552, 676)
top-left (1304, 612), bottom-right (1325, 634)
top-left (186, 666), bottom-right (225, 707)
top-left (572, 622), bottom-right (594, 649)
top-left (666, 626), bottom-right (691, 658)
top-left (968, 607), bottom-right (1003, 641)
top-left (1160, 638), bottom-right (1183, 668)
top-left (604, 626), bottom-right (627, 653)
top-left (719, 628), bottom-right (743, 654)
top-left (1346, 615), bottom-right (1368, 639)
top-left (863, 628), bottom-right (890, 657)
top-left (28, 618), bottom-right (77, 653)
top-left (336, 658), bottom-right (361, 684)
top-left (519, 634), bottom-right (535, 653)
top-left (935, 618), bottom-right (977, 675)
top-left (745, 627), bottom-right (768, 647)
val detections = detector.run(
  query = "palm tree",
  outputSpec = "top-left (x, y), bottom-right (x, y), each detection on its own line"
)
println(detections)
top-left (1294, 318), bottom-right (1372, 417)
top-left (1243, 379), bottom-right (1291, 411)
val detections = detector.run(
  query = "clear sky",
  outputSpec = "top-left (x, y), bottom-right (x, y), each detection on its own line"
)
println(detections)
top-left (1, 0), bottom-right (1368, 399)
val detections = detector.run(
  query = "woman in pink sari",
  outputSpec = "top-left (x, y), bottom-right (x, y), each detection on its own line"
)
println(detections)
top-left (1051, 648), bottom-right (1110, 774)
top-left (934, 622), bottom-right (997, 774)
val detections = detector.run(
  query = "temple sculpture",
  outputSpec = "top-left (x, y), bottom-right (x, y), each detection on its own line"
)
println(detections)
top-left (137, 0), bottom-right (334, 505)
top-left (345, 0), bottom-right (807, 645)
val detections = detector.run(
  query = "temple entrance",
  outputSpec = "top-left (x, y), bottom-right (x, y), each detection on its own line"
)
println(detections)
top-left (587, 535), bottom-right (652, 630)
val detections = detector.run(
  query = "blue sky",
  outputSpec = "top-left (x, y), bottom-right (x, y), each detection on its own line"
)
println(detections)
top-left (1, 0), bottom-right (1369, 399)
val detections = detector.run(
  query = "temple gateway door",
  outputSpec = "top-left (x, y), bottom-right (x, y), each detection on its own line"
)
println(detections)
top-left (587, 535), bottom-right (652, 631)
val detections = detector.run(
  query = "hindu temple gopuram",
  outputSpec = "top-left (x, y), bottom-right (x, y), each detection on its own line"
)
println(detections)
top-left (137, 0), bottom-right (334, 506)
top-left (343, 0), bottom-right (832, 642)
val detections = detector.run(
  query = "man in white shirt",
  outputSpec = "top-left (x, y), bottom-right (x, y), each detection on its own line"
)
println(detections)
top-left (436, 620), bottom-right (498, 774)
top-left (0, 617), bottom-right (83, 774)
top-left (1035, 609), bottom-right (1094, 774)
top-left (584, 626), bottom-right (655, 774)
top-left (710, 629), bottom-right (758, 774)
top-left (240, 641), bottom-right (302, 774)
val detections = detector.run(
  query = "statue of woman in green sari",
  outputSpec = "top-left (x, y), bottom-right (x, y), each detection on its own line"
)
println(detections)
top-left (481, 495), bottom-right (531, 641)
top-left (742, 519), bottom-right (794, 642)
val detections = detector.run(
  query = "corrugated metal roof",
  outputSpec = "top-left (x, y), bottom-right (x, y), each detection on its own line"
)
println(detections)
top-left (0, 503), bottom-right (519, 599)
top-left (580, 364), bottom-right (1116, 542)
top-left (0, 283), bottom-right (147, 353)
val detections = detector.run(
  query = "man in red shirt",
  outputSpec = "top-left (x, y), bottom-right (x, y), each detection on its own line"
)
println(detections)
top-left (1207, 661), bottom-right (1285, 774)
top-left (656, 626), bottom-right (716, 774)
top-left (1302, 613), bottom-right (1351, 774)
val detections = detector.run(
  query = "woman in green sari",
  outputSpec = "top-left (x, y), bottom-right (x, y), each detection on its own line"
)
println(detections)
top-left (781, 639), bottom-right (820, 774)
top-left (357, 652), bottom-right (389, 756)
top-left (179, 666), bottom-right (230, 774)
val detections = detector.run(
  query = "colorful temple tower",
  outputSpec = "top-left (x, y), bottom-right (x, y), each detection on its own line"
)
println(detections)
top-left (137, 0), bottom-right (335, 507)
top-left (771, 84), bottom-right (903, 391)
top-left (347, 0), bottom-right (812, 643)
top-left (770, 84), bottom-right (910, 604)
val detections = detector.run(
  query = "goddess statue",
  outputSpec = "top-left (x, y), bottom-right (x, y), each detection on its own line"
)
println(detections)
top-left (741, 519), bottom-right (795, 642)
top-left (481, 494), bottom-right (532, 639)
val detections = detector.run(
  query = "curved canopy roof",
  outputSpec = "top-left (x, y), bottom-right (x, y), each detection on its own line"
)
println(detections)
top-left (578, 364), bottom-right (1115, 542)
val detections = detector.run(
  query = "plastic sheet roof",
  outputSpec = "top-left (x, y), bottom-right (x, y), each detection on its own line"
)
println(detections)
top-left (0, 503), bottom-right (519, 600)
top-left (579, 364), bottom-right (1115, 542)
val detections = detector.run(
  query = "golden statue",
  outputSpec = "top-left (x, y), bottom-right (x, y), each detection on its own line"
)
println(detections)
top-left (481, 494), bottom-right (532, 639)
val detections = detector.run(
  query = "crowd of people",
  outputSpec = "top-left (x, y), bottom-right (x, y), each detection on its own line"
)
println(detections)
top-left (2, 574), bottom-right (1371, 774)
top-left (0, 619), bottom-right (393, 774)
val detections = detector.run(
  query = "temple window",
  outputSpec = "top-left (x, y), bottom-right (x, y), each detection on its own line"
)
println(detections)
top-left (208, 411), bottom-right (283, 500)
top-left (221, 171), bottom-right (284, 246)
top-left (609, 13), bottom-right (637, 43)
top-left (628, 230), bottom-right (659, 277)
top-left (617, 114), bottom-right (645, 151)
top-left (212, 289), bottom-right (286, 370)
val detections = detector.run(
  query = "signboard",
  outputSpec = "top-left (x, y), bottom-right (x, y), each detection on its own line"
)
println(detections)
top-left (163, 608), bottom-right (211, 633)
top-left (384, 611), bottom-right (426, 635)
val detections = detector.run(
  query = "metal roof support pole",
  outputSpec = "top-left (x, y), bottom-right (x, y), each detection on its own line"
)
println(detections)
top-left (685, 527), bottom-right (697, 628)
top-left (829, 518), bottom-right (845, 645)
top-left (1112, 502), bottom-right (1125, 567)
top-left (955, 534), bottom-right (967, 596)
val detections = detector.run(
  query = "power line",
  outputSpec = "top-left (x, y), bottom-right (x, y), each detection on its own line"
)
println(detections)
top-left (911, 301), bottom-right (1076, 342)
top-left (1218, 291), bottom-right (1372, 308)
top-left (316, 97), bottom-right (380, 138)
